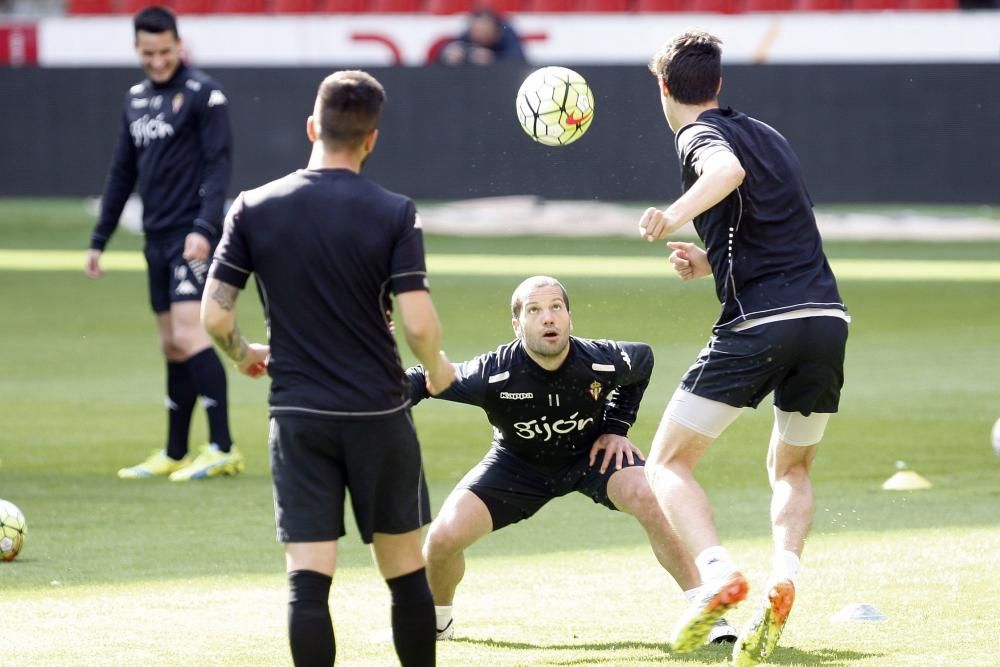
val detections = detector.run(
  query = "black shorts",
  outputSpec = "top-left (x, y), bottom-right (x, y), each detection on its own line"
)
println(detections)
top-left (683, 316), bottom-right (848, 414)
top-left (269, 411), bottom-right (431, 544)
top-left (143, 235), bottom-right (209, 313)
top-left (458, 446), bottom-right (643, 531)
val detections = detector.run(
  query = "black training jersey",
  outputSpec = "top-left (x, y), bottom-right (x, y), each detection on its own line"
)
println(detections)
top-left (210, 168), bottom-right (429, 417)
top-left (675, 107), bottom-right (845, 329)
top-left (90, 63), bottom-right (232, 251)
top-left (406, 337), bottom-right (653, 470)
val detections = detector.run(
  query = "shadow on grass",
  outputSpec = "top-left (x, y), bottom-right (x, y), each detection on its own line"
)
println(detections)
top-left (452, 637), bottom-right (879, 665)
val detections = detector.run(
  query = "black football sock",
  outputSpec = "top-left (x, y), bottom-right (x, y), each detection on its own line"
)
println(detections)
top-left (386, 568), bottom-right (435, 667)
top-left (166, 360), bottom-right (197, 460)
top-left (186, 348), bottom-right (233, 452)
top-left (288, 569), bottom-right (334, 667)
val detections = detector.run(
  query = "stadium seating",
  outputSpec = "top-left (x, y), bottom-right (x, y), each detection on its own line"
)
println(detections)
top-left (318, 0), bottom-right (371, 10)
top-left (900, 0), bottom-right (957, 7)
top-left (793, 0), bottom-right (846, 9)
top-left (60, 0), bottom-right (964, 15)
top-left (273, 0), bottom-right (319, 11)
top-left (213, 0), bottom-right (267, 11)
top-left (577, 0), bottom-right (632, 10)
top-left (522, 0), bottom-right (576, 10)
top-left (172, 0), bottom-right (213, 12)
top-left (67, 0), bottom-right (115, 12)
top-left (743, 0), bottom-right (795, 10)
top-left (634, 0), bottom-right (685, 11)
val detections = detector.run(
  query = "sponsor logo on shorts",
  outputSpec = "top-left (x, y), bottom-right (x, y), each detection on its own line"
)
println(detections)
top-left (500, 392), bottom-right (533, 400)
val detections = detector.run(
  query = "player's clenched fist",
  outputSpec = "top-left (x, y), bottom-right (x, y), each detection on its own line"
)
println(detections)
top-left (639, 207), bottom-right (667, 242)
top-left (667, 241), bottom-right (712, 281)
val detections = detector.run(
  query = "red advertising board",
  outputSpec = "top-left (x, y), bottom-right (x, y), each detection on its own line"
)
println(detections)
top-left (0, 24), bottom-right (37, 67)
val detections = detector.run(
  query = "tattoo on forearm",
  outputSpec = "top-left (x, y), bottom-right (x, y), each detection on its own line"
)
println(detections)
top-left (212, 322), bottom-right (248, 363)
top-left (210, 281), bottom-right (240, 312)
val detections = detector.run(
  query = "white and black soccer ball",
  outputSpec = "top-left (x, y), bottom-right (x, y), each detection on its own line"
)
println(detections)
top-left (0, 499), bottom-right (26, 562)
top-left (515, 66), bottom-right (595, 147)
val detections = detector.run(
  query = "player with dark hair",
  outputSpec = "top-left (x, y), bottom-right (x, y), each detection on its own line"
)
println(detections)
top-left (202, 70), bottom-right (453, 667)
top-left (406, 275), bottom-right (737, 646)
top-left (641, 30), bottom-right (849, 664)
top-left (86, 5), bottom-right (239, 482)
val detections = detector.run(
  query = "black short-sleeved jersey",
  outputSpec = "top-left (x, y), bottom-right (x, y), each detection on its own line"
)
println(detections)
top-left (406, 337), bottom-right (653, 470)
top-left (209, 168), bottom-right (429, 417)
top-left (675, 107), bottom-right (845, 329)
top-left (91, 64), bottom-right (232, 250)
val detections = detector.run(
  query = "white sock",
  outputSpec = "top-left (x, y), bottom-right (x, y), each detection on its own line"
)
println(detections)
top-left (773, 550), bottom-right (800, 583)
top-left (434, 605), bottom-right (453, 630)
top-left (695, 546), bottom-right (736, 583)
top-left (683, 588), bottom-right (700, 604)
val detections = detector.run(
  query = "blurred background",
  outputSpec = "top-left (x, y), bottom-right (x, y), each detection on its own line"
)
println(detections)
top-left (0, 0), bottom-right (997, 206)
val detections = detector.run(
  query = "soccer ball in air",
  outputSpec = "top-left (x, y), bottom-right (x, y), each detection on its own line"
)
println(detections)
top-left (515, 66), bottom-right (594, 147)
top-left (0, 499), bottom-right (26, 561)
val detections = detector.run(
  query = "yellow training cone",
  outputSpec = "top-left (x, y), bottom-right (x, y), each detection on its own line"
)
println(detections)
top-left (882, 470), bottom-right (932, 490)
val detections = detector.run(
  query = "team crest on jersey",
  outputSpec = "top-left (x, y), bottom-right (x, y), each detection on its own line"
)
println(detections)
top-left (172, 92), bottom-right (184, 114)
top-left (588, 381), bottom-right (602, 400)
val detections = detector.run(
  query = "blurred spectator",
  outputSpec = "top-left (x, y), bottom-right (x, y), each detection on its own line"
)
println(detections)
top-left (437, 7), bottom-right (526, 66)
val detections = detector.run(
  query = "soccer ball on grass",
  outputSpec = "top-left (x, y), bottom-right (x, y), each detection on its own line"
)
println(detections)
top-left (0, 499), bottom-right (26, 561)
top-left (515, 66), bottom-right (594, 147)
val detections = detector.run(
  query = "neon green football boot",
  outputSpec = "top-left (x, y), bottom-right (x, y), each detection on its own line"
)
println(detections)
top-left (671, 571), bottom-right (749, 653)
top-left (118, 450), bottom-right (191, 479)
top-left (169, 444), bottom-right (244, 481)
top-left (732, 579), bottom-right (796, 666)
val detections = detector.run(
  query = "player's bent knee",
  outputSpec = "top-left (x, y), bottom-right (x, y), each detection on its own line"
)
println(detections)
top-left (424, 522), bottom-right (470, 559)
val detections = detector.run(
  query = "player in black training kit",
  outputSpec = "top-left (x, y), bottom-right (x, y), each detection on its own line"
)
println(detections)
top-left (202, 70), bottom-right (453, 667)
top-left (639, 31), bottom-right (849, 663)
top-left (86, 6), bottom-right (239, 482)
top-left (406, 276), bottom-right (737, 645)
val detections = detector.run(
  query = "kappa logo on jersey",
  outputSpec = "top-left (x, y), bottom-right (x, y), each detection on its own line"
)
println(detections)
top-left (514, 412), bottom-right (595, 442)
top-left (500, 392), bottom-right (533, 400)
top-left (130, 113), bottom-right (174, 147)
top-left (588, 381), bottom-right (602, 400)
top-left (207, 90), bottom-right (228, 108)
top-left (131, 97), bottom-right (149, 109)
top-left (620, 348), bottom-right (632, 369)
top-left (413, 213), bottom-right (423, 229)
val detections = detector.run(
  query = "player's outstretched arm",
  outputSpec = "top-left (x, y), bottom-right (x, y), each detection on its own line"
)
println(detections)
top-left (396, 290), bottom-right (454, 395)
top-left (201, 276), bottom-right (269, 378)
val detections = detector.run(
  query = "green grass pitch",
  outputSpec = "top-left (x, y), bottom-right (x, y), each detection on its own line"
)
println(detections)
top-left (1, 200), bottom-right (998, 666)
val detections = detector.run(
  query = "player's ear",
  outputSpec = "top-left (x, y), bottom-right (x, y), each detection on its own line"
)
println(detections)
top-left (716, 78), bottom-right (723, 96)
top-left (306, 116), bottom-right (317, 143)
top-left (511, 317), bottom-right (521, 338)
top-left (366, 128), bottom-right (379, 154)
top-left (659, 77), bottom-right (670, 98)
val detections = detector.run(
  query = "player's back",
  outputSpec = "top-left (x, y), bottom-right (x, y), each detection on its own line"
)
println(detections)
top-left (238, 168), bottom-right (424, 415)
top-left (680, 108), bottom-right (844, 327)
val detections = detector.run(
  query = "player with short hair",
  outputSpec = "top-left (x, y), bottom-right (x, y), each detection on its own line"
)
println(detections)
top-left (640, 31), bottom-right (849, 664)
top-left (406, 275), bottom-right (737, 645)
top-left (86, 5), bottom-right (239, 482)
top-left (201, 69), bottom-right (454, 667)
